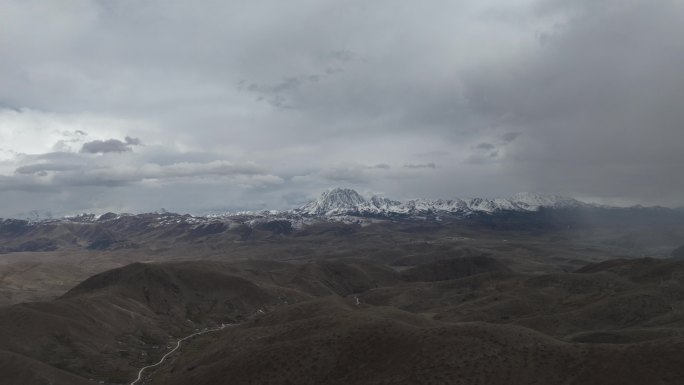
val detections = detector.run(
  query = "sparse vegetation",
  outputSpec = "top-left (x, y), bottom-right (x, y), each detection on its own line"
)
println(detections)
top-left (1, 215), bottom-right (684, 384)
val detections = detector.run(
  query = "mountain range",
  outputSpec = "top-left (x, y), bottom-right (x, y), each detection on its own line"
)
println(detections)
top-left (13, 188), bottom-right (597, 225)
top-left (295, 188), bottom-right (592, 217)
top-left (2, 189), bottom-right (684, 384)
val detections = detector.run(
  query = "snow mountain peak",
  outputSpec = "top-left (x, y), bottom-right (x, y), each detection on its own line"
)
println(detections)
top-left (296, 188), bottom-right (590, 217)
top-left (299, 187), bottom-right (369, 215)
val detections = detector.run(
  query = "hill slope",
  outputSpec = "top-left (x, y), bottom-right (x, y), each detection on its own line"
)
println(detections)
top-left (3, 257), bottom-right (684, 384)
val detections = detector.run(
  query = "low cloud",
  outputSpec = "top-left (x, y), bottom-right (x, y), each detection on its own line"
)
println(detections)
top-left (297, 162), bottom-right (436, 186)
top-left (4, 155), bottom-right (274, 190)
top-left (74, 161), bottom-right (268, 186)
top-left (501, 132), bottom-right (520, 143)
top-left (318, 166), bottom-right (371, 183)
top-left (15, 163), bottom-right (81, 175)
top-left (124, 136), bottom-right (141, 145)
top-left (475, 143), bottom-right (496, 150)
top-left (466, 151), bottom-right (500, 165)
top-left (371, 163), bottom-right (391, 169)
top-left (80, 137), bottom-right (142, 154)
top-left (403, 163), bottom-right (436, 169)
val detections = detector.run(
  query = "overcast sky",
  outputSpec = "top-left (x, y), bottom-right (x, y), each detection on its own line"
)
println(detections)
top-left (1, 0), bottom-right (683, 217)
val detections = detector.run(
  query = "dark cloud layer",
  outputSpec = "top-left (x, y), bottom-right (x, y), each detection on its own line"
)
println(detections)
top-left (0, 0), bottom-right (682, 216)
top-left (463, 0), bottom-right (684, 204)
top-left (80, 137), bottom-right (141, 153)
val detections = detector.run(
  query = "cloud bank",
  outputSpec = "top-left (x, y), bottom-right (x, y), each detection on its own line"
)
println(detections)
top-left (0, 0), bottom-right (682, 216)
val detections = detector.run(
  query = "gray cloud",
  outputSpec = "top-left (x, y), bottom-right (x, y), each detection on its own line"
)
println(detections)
top-left (371, 163), bottom-right (391, 169)
top-left (0, 0), bottom-right (681, 216)
top-left (15, 163), bottom-right (81, 175)
top-left (80, 137), bottom-right (141, 154)
top-left (501, 132), bottom-right (520, 142)
top-left (295, 162), bottom-right (434, 187)
top-left (462, 0), bottom-right (684, 205)
top-left (62, 161), bottom-right (270, 187)
top-left (403, 163), bottom-right (436, 169)
top-left (475, 143), bottom-right (496, 150)
top-left (2, 142), bottom-right (277, 194)
top-left (318, 167), bottom-right (370, 183)
top-left (238, 50), bottom-right (357, 108)
top-left (124, 136), bottom-right (141, 145)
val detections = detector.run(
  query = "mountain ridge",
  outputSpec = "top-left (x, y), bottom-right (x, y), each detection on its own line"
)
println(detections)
top-left (5, 188), bottom-right (678, 227)
top-left (294, 187), bottom-right (593, 217)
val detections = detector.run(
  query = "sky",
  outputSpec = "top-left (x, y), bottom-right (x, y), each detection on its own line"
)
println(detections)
top-left (1, 0), bottom-right (683, 217)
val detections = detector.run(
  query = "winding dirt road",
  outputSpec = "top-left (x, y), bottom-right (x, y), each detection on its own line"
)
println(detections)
top-left (130, 323), bottom-right (229, 385)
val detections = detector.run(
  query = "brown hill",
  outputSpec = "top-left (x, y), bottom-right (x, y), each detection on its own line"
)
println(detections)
top-left (149, 297), bottom-right (684, 385)
top-left (362, 257), bottom-right (684, 343)
top-left (2, 256), bottom-right (684, 384)
top-left (0, 261), bottom-right (284, 383)
top-left (0, 350), bottom-right (92, 385)
top-left (62, 261), bottom-right (279, 322)
top-left (0, 258), bottom-right (402, 383)
top-left (398, 256), bottom-right (511, 282)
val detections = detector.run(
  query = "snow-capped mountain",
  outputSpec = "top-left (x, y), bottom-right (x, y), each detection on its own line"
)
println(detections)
top-left (10, 188), bottom-right (596, 229)
top-left (295, 188), bottom-right (591, 217)
top-left (298, 188), bottom-right (371, 215)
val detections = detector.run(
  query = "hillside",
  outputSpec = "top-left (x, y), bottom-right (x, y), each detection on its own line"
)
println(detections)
top-left (150, 297), bottom-right (684, 385)
top-left (1, 255), bottom-right (684, 384)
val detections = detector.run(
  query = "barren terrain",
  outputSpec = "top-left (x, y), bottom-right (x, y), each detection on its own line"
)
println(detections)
top-left (1, 210), bottom-right (684, 384)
